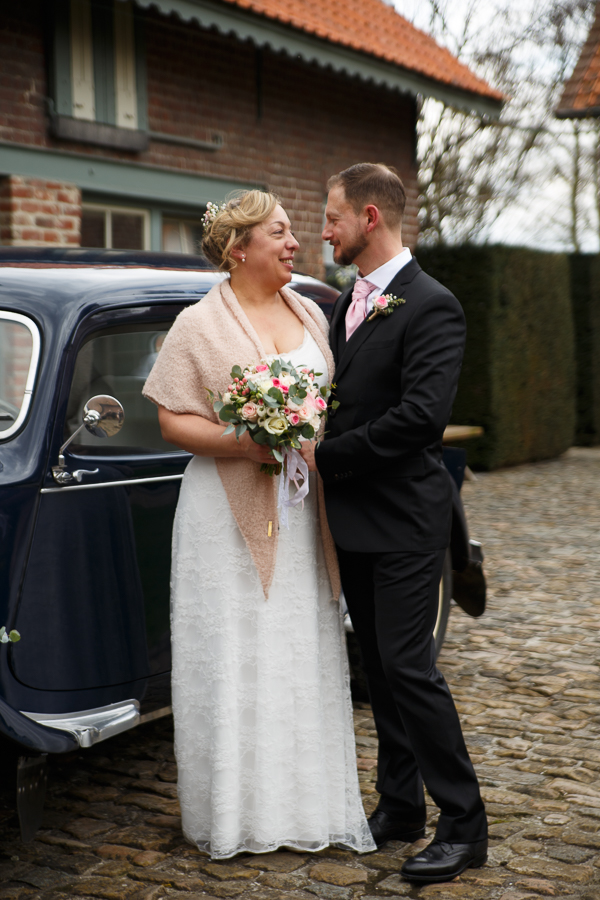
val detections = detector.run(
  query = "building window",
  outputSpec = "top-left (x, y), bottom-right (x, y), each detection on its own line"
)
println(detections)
top-left (81, 203), bottom-right (150, 249)
top-left (50, 0), bottom-right (147, 148)
top-left (162, 218), bottom-right (205, 255)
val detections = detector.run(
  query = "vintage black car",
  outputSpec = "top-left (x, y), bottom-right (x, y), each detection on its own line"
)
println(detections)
top-left (0, 247), bottom-right (484, 841)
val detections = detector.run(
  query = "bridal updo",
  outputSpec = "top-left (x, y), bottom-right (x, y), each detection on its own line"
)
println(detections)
top-left (202, 190), bottom-right (280, 272)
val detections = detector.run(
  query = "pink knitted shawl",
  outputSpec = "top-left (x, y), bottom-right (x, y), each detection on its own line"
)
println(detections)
top-left (143, 278), bottom-right (340, 601)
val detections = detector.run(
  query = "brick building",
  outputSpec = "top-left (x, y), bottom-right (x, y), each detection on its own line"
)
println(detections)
top-left (0, 0), bottom-right (501, 278)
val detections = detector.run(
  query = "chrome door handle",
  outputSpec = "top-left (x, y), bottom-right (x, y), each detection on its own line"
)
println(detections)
top-left (72, 468), bottom-right (100, 483)
top-left (52, 467), bottom-right (99, 485)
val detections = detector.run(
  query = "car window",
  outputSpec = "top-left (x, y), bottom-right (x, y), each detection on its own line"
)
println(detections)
top-left (64, 325), bottom-right (179, 455)
top-left (0, 311), bottom-right (41, 440)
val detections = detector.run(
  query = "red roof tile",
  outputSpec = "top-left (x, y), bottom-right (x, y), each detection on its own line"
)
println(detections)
top-left (220, 0), bottom-right (503, 103)
top-left (556, 3), bottom-right (600, 116)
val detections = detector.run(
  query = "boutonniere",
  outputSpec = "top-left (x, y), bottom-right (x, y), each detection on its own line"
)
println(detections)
top-left (366, 294), bottom-right (406, 322)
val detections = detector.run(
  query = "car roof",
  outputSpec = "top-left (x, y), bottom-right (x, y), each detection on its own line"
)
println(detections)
top-left (0, 248), bottom-right (337, 327)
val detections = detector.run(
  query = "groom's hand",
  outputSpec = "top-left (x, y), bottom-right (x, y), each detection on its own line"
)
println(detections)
top-left (299, 439), bottom-right (318, 472)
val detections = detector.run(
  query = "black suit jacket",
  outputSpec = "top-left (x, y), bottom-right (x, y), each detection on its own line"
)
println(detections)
top-left (315, 258), bottom-right (465, 553)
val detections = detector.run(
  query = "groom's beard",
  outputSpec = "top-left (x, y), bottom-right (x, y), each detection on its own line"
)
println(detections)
top-left (333, 230), bottom-right (368, 267)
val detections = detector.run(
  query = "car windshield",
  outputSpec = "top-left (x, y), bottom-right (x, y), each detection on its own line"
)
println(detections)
top-left (0, 312), bottom-right (40, 439)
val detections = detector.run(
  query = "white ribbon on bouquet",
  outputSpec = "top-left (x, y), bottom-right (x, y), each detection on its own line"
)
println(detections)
top-left (277, 447), bottom-right (310, 528)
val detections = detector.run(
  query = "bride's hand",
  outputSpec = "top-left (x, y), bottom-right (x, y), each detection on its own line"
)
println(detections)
top-left (298, 439), bottom-right (318, 472)
top-left (237, 429), bottom-right (276, 465)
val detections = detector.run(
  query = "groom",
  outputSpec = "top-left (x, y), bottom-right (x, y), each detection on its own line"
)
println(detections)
top-left (300, 163), bottom-right (487, 884)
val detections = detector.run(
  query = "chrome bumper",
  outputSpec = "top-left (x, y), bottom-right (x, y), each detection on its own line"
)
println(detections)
top-left (21, 700), bottom-right (141, 748)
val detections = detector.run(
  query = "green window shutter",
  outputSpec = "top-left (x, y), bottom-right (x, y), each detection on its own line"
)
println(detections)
top-left (134, 8), bottom-right (148, 133)
top-left (52, 0), bottom-right (72, 117)
top-left (92, 0), bottom-right (115, 125)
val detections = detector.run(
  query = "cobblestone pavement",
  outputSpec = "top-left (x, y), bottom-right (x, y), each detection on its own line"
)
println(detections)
top-left (3, 448), bottom-right (600, 900)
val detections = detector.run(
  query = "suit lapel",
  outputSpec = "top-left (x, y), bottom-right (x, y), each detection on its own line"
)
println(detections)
top-left (329, 285), bottom-right (353, 363)
top-left (333, 258), bottom-right (422, 383)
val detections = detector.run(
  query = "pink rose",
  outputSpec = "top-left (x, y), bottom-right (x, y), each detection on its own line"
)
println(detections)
top-left (272, 378), bottom-right (282, 388)
top-left (301, 368), bottom-right (310, 374)
top-left (280, 384), bottom-right (289, 394)
top-left (255, 364), bottom-right (269, 373)
top-left (297, 403), bottom-right (312, 423)
top-left (240, 402), bottom-right (259, 423)
top-left (373, 295), bottom-right (389, 310)
top-left (287, 412), bottom-right (300, 426)
top-left (315, 396), bottom-right (327, 411)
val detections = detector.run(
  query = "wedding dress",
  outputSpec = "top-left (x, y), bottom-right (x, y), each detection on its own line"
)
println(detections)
top-left (170, 328), bottom-right (376, 859)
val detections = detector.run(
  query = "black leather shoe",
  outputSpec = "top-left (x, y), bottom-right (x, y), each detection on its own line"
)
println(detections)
top-left (401, 838), bottom-right (488, 883)
top-left (367, 808), bottom-right (426, 848)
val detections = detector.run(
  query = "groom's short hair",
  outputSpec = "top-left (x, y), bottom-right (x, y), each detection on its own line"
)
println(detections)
top-left (327, 163), bottom-right (406, 229)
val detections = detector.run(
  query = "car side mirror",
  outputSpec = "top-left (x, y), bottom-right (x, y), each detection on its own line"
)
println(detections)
top-left (52, 395), bottom-right (125, 485)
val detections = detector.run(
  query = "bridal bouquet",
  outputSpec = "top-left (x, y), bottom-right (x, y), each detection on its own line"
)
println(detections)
top-left (207, 358), bottom-right (338, 523)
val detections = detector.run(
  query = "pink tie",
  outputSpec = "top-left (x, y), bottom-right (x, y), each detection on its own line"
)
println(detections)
top-left (345, 279), bottom-right (376, 341)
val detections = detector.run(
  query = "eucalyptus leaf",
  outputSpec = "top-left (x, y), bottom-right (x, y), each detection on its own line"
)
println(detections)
top-left (301, 424), bottom-right (315, 439)
top-left (272, 448), bottom-right (284, 463)
top-left (268, 387), bottom-right (284, 404)
top-left (297, 389), bottom-right (307, 399)
top-left (213, 400), bottom-right (224, 412)
top-left (219, 407), bottom-right (239, 422)
top-left (262, 394), bottom-right (279, 408)
top-left (271, 359), bottom-right (282, 377)
top-left (222, 423), bottom-right (236, 435)
top-left (331, 400), bottom-right (340, 410)
top-left (266, 434), bottom-right (277, 448)
top-left (235, 423), bottom-right (247, 440)
top-left (253, 428), bottom-right (269, 444)
top-left (8, 630), bottom-right (20, 643)
top-left (231, 365), bottom-right (243, 378)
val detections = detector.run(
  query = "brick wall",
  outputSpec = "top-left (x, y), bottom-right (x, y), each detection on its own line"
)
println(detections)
top-left (0, 2), bottom-right (419, 276)
top-left (0, 176), bottom-right (81, 246)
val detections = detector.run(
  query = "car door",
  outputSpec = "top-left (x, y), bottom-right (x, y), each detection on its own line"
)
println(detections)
top-left (13, 303), bottom-right (193, 702)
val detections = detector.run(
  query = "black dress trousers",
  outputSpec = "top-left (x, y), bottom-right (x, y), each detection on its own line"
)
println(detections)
top-left (337, 545), bottom-right (488, 843)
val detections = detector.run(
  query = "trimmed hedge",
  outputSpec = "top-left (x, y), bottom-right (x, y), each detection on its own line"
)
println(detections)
top-left (569, 254), bottom-right (600, 445)
top-left (416, 246), bottom-right (576, 470)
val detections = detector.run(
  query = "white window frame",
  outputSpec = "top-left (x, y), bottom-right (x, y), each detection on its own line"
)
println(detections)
top-left (82, 202), bottom-right (151, 250)
top-left (70, 0), bottom-right (95, 121)
top-left (114, 0), bottom-right (138, 129)
top-left (0, 312), bottom-right (42, 442)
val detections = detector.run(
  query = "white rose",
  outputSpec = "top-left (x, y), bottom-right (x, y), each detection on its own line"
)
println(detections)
top-left (264, 415), bottom-right (287, 435)
top-left (309, 414), bottom-right (321, 431)
top-left (280, 372), bottom-right (295, 386)
top-left (258, 378), bottom-right (273, 393)
top-left (286, 398), bottom-right (302, 411)
top-left (223, 392), bottom-right (232, 404)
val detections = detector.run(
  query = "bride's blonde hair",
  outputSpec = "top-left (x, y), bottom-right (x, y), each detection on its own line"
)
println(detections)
top-left (202, 190), bottom-right (280, 272)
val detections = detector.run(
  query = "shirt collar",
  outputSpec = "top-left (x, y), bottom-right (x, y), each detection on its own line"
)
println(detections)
top-left (358, 248), bottom-right (412, 292)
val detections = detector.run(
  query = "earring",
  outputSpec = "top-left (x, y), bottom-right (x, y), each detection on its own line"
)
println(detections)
top-left (242, 255), bottom-right (246, 262)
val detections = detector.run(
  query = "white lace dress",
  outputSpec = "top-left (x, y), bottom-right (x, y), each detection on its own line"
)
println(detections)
top-left (170, 329), bottom-right (376, 859)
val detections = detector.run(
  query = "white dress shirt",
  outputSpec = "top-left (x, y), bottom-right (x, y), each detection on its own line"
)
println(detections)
top-left (356, 248), bottom-right (413, 313)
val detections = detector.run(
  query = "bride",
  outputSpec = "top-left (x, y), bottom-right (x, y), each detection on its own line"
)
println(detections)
top-left (143, 190), bottom-right (375, 860)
